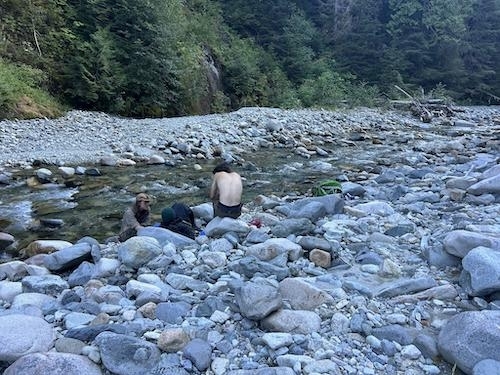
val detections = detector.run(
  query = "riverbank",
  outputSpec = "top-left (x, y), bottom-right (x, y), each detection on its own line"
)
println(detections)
top-left (0, 106), bottom-right (499, 375)
top-left (0, 105), bottom-right (497, 170)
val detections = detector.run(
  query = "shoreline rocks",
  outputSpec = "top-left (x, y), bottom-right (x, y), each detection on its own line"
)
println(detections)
top-left (0, 106), bottom-right (499, 374)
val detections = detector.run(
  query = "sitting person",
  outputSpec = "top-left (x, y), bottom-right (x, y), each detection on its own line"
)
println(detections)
top-left (118, 193), bottom-right (151, 242)
top-left (209, 161), bottom-right (243, 219)
top-left (160, 203), bottom-right (196, 239)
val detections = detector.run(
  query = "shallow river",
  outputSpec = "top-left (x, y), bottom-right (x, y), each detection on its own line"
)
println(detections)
top-left (0, 143), bottom-right (382, 250)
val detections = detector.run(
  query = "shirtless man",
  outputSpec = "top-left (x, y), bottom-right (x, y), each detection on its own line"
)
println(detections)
top-left (210, 162), bottom-right (243, 219)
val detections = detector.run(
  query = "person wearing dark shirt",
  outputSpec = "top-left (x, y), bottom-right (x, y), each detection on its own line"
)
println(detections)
top-left (160, 204), bottom-right (196, 239)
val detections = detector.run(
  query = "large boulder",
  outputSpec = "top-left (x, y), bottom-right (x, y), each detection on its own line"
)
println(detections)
top-left (3, 352), bottom-right (102, 375)
top-left (117, 236), bottom-right (162, 269)
top-left (438, 310), bottom-right (500, 374)
top-left (0, 314), bottom-right (55, 362)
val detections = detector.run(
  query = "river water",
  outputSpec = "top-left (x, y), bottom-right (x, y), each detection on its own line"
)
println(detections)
top-left (1, 145), bottom-right (374, 251)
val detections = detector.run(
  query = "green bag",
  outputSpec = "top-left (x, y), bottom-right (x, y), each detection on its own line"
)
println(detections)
top-left (312, 179), bottom-right (342, 196)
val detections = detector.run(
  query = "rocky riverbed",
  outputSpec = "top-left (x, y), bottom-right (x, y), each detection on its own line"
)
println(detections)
top-left (0, 106), bottom-right (499, 375)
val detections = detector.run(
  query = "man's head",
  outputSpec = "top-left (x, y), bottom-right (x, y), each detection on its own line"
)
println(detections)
top-left (135, 193), bottom-right (151, 212)
top-left (213, 162), bottom-right (232, 174)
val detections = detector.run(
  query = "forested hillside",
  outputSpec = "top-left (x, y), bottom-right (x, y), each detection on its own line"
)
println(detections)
top-left (1, 0), bottom-right (499, 119)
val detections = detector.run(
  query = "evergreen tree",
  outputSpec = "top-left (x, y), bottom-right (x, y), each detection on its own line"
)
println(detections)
top-left (330, 0), bottom-right (390, 87)
top-left (462, 0), bottom-right (500, 102)
top-left (277, 8), bottom-right (318, 82)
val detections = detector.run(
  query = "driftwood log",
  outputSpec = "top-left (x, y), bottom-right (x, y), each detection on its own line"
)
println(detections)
top-left (393, 85), bottom-right (457, 122)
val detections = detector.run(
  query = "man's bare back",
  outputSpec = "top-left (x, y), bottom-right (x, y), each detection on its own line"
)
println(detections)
top-left (210, 171), bottom-right (242, 206)
top-left (210, 162), bottom-right (243, 218)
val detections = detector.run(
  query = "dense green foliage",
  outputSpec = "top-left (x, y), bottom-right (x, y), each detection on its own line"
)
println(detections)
top-left (0, 58), bottom-right (64, 119)
top-left (0, 0), bottom-right (499, 119)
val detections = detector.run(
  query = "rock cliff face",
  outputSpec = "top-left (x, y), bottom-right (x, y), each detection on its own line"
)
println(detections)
top-left (202, 48), bottom-right (223, 112)
top-left (0, 106), bottom-right (499, 374)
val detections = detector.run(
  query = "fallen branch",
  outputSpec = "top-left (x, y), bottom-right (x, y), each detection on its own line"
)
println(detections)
top-left (394, 85), bottom-right (444, 123)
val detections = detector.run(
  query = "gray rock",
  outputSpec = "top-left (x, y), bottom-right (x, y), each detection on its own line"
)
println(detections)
top-left (287, 201), bottom-right (327, 222)
top-left (275, 195), bottom-right (344, 217)
top-left (371, 324), bottom-right (419, 345)
top-left (229, 256), bottom-right (290, 281)
top-left (11, 292), bottom-right (56, 309)
top-left (245, 228), bottom-right (271, 244)
top-left (261, 309), bottom-right (321, 334)
top-left (296, 236), bottom-right (331, 251)
top-left (0, 281), bottom-right (22, 303)
top-left (261, 332), bottom-right (293, 350)
top-left (467, 174), bottom-right (500, 195)
top-left (118, 236), bottom-right (162, 269)
top-left (191, 203), bottom-right (213, 222)
top-left (341, 182), bottom-right (366, 197)
top-left (165, 273), bottom-right (209, 291)
top-left (205, 217), bottom-right (250, 237)
top-left (0, 260), bottom-right (28, 281)
top-left (65, 324), bottom-right (128, 342)
top-left (35, 168), bottom-right (53, 182)
top-left (414, 333), bottom-right (439, 360)
top-left (43, 242), bottom-right (92, 272)
top-left (95, 332), bottom-right (161, 375)
top-left (209, 237), bottom-right (234, 253)
top-left (460, 246), bottom-right (500, 296)
top-left (480, 164), bottom-right (500, 179)
top-left (138, 226), bottom-right (196, 248)
top-left (354, 249), bottom-right (383, 265)
top-left (54, 337), bottom-right (86, 354)
top-left (246, 238), bottom-right (303, 262)
top-left (68, 261), bottom-right (95, 287)
top-left (304, 359), bottom-right (342, 374)
top-left (443, 230), bottom-right (500, 258)
top-left (422, 244), bottom-right (461, 268)
top-left (232, 280), bottom-right (282, 320)
top-left (3, 352), bottom-right (102, 375)
top-left (22, 275), bottom-right (69, 296)
top-left (0, 232), bottom-right (15, 252)
top-left (473, 359), bottom-right (500, 375)
top-left (376, 276), bottom-right (437, 298)
top-left (182, 338), bottom-right (212, 371)
top-left (279, 277), bottom-right (334, 310)
top-left (438, 310), bottom-right (500, 374)
top-left (445, 176), bottom-right (477, 190)
top-left (271, 218), bottom-right (315, 238)
top-left (354, 201), bottom-right (395, 216)
top-left (156, 301), bottom-right (192, 324)
top-left (0, 314), bottom-right (55, 362)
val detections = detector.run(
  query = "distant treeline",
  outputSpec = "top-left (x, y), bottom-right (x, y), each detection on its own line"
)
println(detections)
top-left (1, 0), bottom-right (499, 119)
